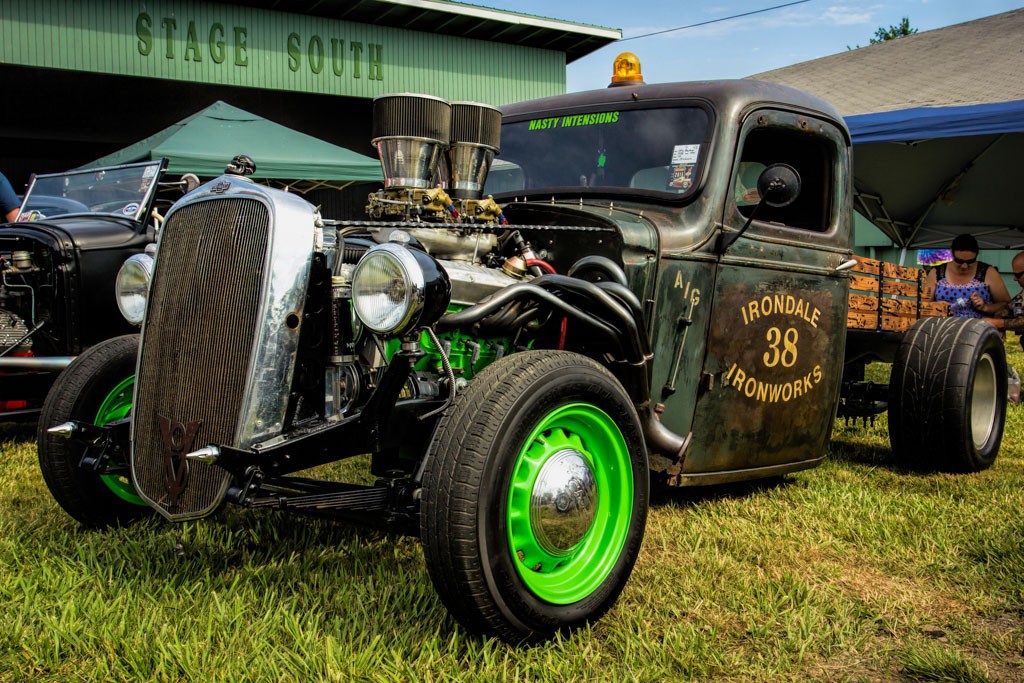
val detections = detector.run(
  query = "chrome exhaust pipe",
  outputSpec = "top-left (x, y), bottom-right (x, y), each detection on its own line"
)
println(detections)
top-left (0, 356), bottom-right (74, 370)
top-left (639, 403), bottom-right (692, 461)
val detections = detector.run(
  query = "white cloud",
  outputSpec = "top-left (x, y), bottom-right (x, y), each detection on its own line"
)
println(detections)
top-left (823, 5), bottom-right (874, 25)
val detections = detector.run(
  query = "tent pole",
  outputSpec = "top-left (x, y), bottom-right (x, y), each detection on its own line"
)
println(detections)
top-left (904, 134), bottom-right (1006, 246)
top-left (855, 192), bottom-right (903, 245)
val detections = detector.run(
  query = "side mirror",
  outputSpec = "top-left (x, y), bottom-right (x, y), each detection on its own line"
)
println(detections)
top-left (757, 163), bottom-right (801, 208)
top-left (717, 163), bottom-right (803, 254)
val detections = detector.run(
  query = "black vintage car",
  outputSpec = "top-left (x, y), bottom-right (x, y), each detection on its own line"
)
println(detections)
top-left (0, 160), bottom-right (195, 420)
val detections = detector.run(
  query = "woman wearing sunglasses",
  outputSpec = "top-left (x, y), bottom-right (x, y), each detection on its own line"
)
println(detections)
top-left (924, 233), bottom-right (1011, 319)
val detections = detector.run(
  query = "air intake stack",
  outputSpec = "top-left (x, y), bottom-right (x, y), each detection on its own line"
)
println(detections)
top-left (371, 93), bottom-right (451, 189)
top-left (447, 102), bottom-right (502, 200)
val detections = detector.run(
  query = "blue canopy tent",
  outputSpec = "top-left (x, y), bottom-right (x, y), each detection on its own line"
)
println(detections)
top-left (847, 100), bottom-right (1024, 143)
top-left (846, 100), bottom-right (1024, 251)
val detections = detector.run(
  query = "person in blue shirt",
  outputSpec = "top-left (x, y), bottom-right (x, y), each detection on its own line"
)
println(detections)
top-left (0, 171), bottom-right (20, 222)
top-left (923, 233), bottom-right (1010, 318)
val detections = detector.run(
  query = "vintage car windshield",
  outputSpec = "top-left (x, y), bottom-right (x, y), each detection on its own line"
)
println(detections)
top-left (486, 106), bottom-right (711, 199)
top-left (18, 161), bottom-right (164, 222)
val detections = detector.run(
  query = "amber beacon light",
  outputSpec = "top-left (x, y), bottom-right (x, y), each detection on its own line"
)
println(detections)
top-left (608, 51), bottom-right (645, 87)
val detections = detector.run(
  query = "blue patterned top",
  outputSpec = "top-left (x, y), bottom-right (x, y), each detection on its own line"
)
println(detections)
top-left (934, 262), bottom-right (992, 318)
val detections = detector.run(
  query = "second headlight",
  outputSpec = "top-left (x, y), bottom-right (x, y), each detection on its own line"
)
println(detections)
top-left (351, 242), bottom-right (450, 337)
top-left (115, 252), bottom-right (155, 325)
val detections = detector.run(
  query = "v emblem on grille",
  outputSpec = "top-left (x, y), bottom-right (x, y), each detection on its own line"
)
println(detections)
top-left (157, 414), bottom-right (202, 510)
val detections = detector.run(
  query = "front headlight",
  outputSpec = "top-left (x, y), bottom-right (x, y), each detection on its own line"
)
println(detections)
top-left (115, 252), bottom-right (154, 325)
top-left (352, 242), bottom-right (450, 337)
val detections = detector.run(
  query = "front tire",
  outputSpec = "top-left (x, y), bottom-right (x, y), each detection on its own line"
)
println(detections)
top-left (889, 317), bottom-right (1006, 472)
top-left (420, 351), bottom-right (648, 642)
top-left (37, 335), bottom-right (152, 527)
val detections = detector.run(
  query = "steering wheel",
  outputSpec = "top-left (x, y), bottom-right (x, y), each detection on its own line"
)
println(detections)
top-left (24, 196), bottom-right (90, 214)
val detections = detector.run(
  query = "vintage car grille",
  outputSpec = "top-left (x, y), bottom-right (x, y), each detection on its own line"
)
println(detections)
top-left (132, 197), bottom-right (269, 520)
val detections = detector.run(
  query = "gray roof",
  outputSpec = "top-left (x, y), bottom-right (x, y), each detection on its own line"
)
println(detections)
top-left (749, 8), bottom-right (1024, 116)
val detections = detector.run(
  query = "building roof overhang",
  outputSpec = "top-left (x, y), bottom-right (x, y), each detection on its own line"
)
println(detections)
top-left (216, 0), bottom-right (621, 63)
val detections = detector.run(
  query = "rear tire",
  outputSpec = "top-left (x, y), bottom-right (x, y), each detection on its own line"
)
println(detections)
top-left (37, 335), bottom-right (152, 527)
top-left (889, 317), bottom-right (1006, 472)
top-left (420, 351), bottom-right (648, 642)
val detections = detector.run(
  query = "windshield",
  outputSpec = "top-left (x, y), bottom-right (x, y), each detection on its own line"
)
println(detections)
top-left (18, 161), bottom-right (164, 222)
top-left (486, 106), bottom-right (711, 199)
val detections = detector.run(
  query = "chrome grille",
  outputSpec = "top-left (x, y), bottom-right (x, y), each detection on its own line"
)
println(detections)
top-left (132, 197), bottom-right (269, 520)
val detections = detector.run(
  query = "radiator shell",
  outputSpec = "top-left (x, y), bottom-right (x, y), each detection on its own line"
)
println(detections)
top-left (131, 177), bottom-right (317, 520)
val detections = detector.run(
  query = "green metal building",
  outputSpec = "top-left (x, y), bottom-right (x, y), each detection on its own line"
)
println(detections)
top-left (0, 0), bottom-right (619, 189)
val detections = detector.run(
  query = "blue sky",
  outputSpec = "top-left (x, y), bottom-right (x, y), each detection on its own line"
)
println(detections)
top-left (483, 0), bottom-right (1024, 92)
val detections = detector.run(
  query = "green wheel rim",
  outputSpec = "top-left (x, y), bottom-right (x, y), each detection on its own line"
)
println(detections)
top-left (95, 375), bottom-right (146, 506)
top-left (506, 403), bottom-right (633, 604)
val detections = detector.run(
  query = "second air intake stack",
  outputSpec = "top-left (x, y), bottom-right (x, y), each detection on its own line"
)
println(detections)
top-left (447, 102), bottom-right (502, 200)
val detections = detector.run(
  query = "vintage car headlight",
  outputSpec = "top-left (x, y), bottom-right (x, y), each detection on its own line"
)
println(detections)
top-left (115, 252), bottom-right (154, 325)
top-left (351, 242), bottom-right (450, 337)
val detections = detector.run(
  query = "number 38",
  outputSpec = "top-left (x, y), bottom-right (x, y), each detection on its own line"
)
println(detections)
top-left (764, 326), bottom-right (798, 368)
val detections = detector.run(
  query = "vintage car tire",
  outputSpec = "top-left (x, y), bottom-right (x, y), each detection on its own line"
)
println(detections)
top-left (888, 317), bottom-right (1006, 472)
top-left (419, 350), bottom-right (649, 642)
top-left (37, 334), bottom-right (153, 527)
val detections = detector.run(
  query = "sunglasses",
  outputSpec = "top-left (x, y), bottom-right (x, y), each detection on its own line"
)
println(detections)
top-left (1014, 270), bottom-right (1024, 279)
top-left (952, 256), bottom-right (977, 265)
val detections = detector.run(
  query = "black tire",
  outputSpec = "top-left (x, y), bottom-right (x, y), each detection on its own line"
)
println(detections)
top-left (889, 317), bottom-right (1006, 472)
top-left (36, 334), bottom-right (153, 527)
top-left (420, 350), bottom-right (648, 643)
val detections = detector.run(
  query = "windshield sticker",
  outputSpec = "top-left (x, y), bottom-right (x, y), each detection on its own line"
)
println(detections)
top-left (122, 203), bottom-right (140, 216)
top-left (142, 165), bottom-right (157, 178)
top-left (527, 111), bottom-right (620, 131)
top-left (668, 165), bottom-right (694, 190)
top-left (671, 144), bottom-right (700, 165)
top-left (667, 144), bottom-right (700, 190)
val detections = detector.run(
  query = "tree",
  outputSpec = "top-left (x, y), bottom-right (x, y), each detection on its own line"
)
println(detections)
top-left (870, 17), bottom-right (918, 44)
top-left (847, 16), bottom-right (918, 50)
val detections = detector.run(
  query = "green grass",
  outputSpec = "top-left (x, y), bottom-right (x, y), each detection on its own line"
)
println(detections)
top-left (2, 341), bottom-right (1024, 682)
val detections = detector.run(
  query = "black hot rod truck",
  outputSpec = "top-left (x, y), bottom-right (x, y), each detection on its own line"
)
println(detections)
top-left (37, 64), bottom-right (1005, 642)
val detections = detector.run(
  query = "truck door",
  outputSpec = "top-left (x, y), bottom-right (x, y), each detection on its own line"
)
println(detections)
top-left (683, 109), bottom-right (852, 480)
